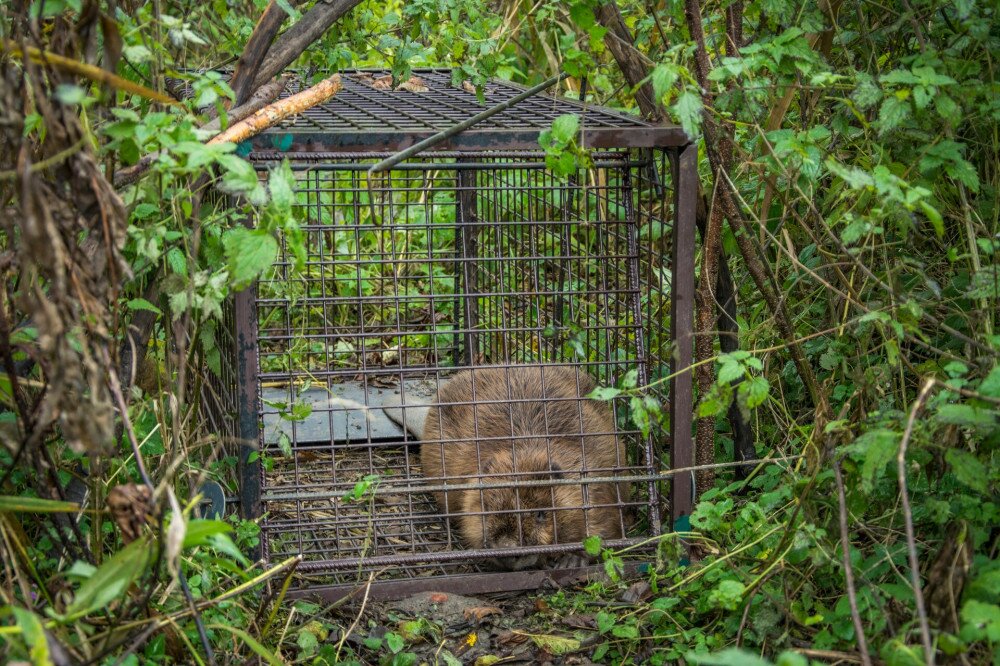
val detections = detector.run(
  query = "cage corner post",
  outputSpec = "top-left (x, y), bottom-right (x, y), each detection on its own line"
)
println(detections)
top-left (233, 264), bottom-right (263, 556)
top-left (669, 142), bottom-right (697, 531)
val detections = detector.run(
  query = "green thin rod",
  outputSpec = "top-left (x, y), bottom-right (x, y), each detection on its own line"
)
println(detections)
top-left (367, 71), bottom-right (570, 174)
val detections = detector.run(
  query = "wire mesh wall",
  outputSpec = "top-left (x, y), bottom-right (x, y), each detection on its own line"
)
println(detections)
top-left (216, 148), bottom-right (687, 596)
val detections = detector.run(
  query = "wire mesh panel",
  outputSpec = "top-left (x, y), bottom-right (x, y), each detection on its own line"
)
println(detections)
top-left (229, 149), bottom-right (680, 594)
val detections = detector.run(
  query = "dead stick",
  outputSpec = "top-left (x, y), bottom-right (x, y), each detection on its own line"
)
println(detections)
top-left (208, 74), bottom-right (342, 146)
top-left (2, 39), bottom-right (178, 106)
top-left (833, 459), bottom-right (873, 666)
top-left (899, 378), bottom-right (937, 666)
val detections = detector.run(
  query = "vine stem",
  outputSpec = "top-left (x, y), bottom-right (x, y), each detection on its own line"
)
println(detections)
top-left (833, 459), bottom-right (873, 666)
top-left (898, 378), bottom-right (937, 665)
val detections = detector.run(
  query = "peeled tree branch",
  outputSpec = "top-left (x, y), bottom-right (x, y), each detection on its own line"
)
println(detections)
top-left (113, 76), bottom-right (290, 188)
top-left (207, 74), bottom-right (342, 146)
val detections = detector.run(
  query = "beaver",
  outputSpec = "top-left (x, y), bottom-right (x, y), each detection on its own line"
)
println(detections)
top-left (383, 364), bottom-right (630, 570)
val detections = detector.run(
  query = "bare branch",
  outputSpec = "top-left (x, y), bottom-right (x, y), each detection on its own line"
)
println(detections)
top-left (251, 0), bottom-right (364, 92)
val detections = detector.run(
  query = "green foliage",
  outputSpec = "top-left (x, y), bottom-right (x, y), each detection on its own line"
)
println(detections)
top-left (4, 0), bottom-right (999, 664)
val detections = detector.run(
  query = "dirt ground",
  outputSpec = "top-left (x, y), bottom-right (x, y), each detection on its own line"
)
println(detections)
top-left (331, 574), bottom-right (655, 665)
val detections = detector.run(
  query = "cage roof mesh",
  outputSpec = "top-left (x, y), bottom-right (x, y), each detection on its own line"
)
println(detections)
top-left (178, 68), bottom-right (688, 151)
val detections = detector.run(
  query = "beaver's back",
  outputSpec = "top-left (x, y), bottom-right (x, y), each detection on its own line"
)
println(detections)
top-left (420, 365), bottom-right (628, 536)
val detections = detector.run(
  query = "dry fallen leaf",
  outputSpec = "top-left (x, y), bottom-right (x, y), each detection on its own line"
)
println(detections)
top-left (369, 75), bottom-right (428, 92)
top-left (463, 605), bottom-right (503, 622)
top-left (495, 630), bottom-right (530, 646)
top-left (107, 483), bottom-right (152, 543)
top-left (462, 80), bottom-right (476, 94)
top-left (561, 614), bottom-right (596, 630)
top-left (397, 77), bottom-right (429, 92)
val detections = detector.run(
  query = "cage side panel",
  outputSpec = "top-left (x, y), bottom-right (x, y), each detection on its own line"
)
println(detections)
top-left (249, 153), bottom-right (676, 586)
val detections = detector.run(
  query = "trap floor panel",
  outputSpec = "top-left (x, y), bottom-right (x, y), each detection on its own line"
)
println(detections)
top-left (257, 374), bottom-right (655, 581)
top-left (261, 377), bottom-right (440, 446)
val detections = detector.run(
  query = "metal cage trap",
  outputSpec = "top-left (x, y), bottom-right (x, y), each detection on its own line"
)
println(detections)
top-left (201, 69), bottom-right (698, 601)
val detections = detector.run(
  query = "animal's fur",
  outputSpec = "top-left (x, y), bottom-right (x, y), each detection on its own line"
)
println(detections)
top-left (416, 365), bottom-right (630, 570)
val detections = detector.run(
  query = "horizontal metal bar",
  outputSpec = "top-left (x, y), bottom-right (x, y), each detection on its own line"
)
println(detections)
top-left (249, 149), bottom-right (636, 160)
top-left (282, 537), bottom-right (645, 572)
top-left (252, 159), bottom-right (648, 171)
top-left (247, 126), bottom-right (690, 153)
top-left (285, 563), bottom-right (645, 602)
top-left (259, 457), bottom-right (798, 504)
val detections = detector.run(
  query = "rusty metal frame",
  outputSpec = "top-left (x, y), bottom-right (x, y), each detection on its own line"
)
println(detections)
top-left (669, 143), bottom-right (698, 528)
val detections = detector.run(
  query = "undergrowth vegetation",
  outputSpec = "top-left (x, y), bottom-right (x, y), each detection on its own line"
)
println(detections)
top-left (1, 0), bottom-right (997, 664)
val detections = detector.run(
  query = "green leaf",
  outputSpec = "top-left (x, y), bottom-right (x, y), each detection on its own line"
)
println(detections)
top-left (166, 247), bottom-right (187, 276)
top-left (217, 154), bottom-right (261, 196)
top-left (687, 648), bottom-right (774, 666)
top-left (596, 611), bottom-right (615, 634)
top-left (0, 495), bottom-right (79, 513)
top-left (583, 535), bottom-right (602, 556)
top-left (181, 518), bottom-right (232, 548)
top-left (267, 160), bottom-right (296, 213)
top-left (673, 90), bottom-right (703, 138)
top-left (934, 94), bottom-right (960, 124)
top-left (223, 227), bottom-right (278, 287)
top-left (936, 404), bottom-right (997, 428)
top-left (651, 64), bottom-right (678, 102)
top-left (569, 2), bottom-right (596, 29)
top-left (273, 0), bottom-right (301, 20)
top-left (717, 360), bottom-right (744, 384)
top-left (62, 534), bottom-right (154, 620)
top-left (385, 631), bottom-right (405, 654)
top-left (979, 366), bottom-right (1000, 398)
top-left (877, 96), bottom-right (909, 133)
top-left (845, 429), bottom-right (899, 494)
top-left (12, 606), bottom-right (50, 666)
top-left (550, 114), bottom-right (580, 144)
top-left (440, 651), bottom-right (463, 666)
top-left (919, 201), bottom-right (944, 237)
top-left (611, 623), bottom-right (639, 639)
top-left (775, 652), bottom-right (808, 666)
top-left (127, 298), bottom-right (162, 315)
top-left (206, 533), bottom-right (251, 566)
top-left (945, 158), bottom-right (980, 193)
top-left (960, 600), bottom-right (1000, 642)
top-left (209, 624), bottom-right (285, 665)
top-left (709, 579), bottom-right (746, 611)
top-left (945, 449), bottom-right (988, 493)
top-left (588, 386), bottom-right (621, 401)
top-left (742, 376), bottom-right (770, 409)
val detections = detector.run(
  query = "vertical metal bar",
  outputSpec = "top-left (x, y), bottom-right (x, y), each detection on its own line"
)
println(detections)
top-left (234, 215), bottom-right (263, 549)
top-left (670, 144), bottom-right (697, 528)
top-left (622, 159), bottom-right (662, 536)
top-left (456, 162), bottom-right (479, 366)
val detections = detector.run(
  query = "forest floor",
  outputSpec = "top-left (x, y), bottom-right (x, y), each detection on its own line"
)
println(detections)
top-left (327, 576), bottom-right (647, 665)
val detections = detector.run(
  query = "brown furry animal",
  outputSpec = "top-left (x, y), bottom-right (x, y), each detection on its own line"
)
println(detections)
top-left (385, 365), bottom-right (630, 570)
